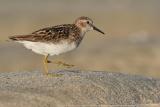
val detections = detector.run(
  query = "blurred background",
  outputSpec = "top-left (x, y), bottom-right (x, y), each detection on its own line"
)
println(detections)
top-left (0, 0), bottom-right (160, 78)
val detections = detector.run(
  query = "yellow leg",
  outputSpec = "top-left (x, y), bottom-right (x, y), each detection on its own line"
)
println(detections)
top-left (43, 54), bottom-right (49, 75)
top-left (43, 54), bottom-right (63, 77)
top-left (54, 61), bottom-right (75, 68)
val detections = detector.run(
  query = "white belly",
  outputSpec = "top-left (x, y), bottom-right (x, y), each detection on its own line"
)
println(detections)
top-left (17, 41), bottom-right (77, 56)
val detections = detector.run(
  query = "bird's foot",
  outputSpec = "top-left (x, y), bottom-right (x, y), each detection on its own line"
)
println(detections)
top-left (54, 61), bottom-right (75, 68)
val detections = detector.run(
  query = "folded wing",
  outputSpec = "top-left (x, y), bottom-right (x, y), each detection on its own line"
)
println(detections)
top-left (9, 24), bottom-right (71, 43)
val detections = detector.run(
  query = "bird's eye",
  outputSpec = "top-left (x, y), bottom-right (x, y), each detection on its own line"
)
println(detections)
top-left (87, 21), bottom-right (90, 24)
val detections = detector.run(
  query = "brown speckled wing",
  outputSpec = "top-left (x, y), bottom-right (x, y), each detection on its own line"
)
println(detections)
top-left (9, 24), bottom-right (81, 44)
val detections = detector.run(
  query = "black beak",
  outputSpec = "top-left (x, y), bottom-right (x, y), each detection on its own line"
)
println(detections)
top-left (91, 24), bottom-right (105, 35)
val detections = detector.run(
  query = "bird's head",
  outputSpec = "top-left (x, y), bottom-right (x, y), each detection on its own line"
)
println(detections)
top-left (74, 16), bottom-right (105, 35)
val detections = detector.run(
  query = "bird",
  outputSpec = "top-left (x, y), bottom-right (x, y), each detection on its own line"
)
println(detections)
top-left (9, 16), bottom-right (105, 76)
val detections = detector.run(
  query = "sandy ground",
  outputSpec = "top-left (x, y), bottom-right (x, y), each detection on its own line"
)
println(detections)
top-left (0, 70), bottom-right (159, 107)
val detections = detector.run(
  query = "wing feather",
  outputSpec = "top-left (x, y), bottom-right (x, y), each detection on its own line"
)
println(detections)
top-left (9, 24), bottom-right (73, 43)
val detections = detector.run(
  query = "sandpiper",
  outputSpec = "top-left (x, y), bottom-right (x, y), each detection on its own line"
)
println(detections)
top-left (9, 16), bottom-right (105, 76)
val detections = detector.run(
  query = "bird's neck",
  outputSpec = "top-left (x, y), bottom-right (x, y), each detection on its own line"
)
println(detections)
top-left (80, 29), bottom-right (87, 37)
top-left (74, 24), bottom-right (88, 37)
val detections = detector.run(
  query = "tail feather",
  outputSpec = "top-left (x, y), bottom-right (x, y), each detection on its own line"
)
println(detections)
top-left (9, 36), bottom-right (19, 41)
top-left (9, 35), bottom-right (31, 41)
